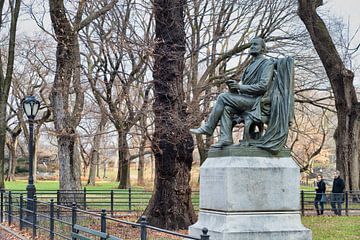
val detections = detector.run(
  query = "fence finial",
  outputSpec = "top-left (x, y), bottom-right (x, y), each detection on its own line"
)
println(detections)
top-left (201, 227), bottom-right (210, 240)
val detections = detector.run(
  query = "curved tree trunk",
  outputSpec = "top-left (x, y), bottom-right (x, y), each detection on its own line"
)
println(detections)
top-left (143, 0), bottom-right (196, 230)
top-left (298, 0), bottom-right (360, 191)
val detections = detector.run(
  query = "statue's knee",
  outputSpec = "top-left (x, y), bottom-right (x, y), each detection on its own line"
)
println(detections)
top-left (218, 92), bottom-right (229, 101)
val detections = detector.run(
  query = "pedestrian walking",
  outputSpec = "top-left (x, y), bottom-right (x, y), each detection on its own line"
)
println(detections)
top-left (314, 174), bottom-right (326, 215)
top-left (331, 170), bottom-right (345, 216)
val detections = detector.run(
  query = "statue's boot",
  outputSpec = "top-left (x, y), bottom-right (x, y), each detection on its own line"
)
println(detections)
top-left (190, 126), bottom-right (212, 136)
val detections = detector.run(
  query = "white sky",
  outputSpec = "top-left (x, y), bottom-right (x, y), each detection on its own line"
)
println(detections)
top-left (326, 0), bottom-right (360, 84)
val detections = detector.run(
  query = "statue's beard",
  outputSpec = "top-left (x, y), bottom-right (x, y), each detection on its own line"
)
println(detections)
top-left (249, 51), bottom-right (261, 56)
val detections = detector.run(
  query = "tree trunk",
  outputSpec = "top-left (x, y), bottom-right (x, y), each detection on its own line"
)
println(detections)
top-left (137, 116), bottom-right (147, 186)
top-left (0, 0), bottom-right (21, 189)
top-left (298, 0), bottom-right (360, 191)
top-left (49, 0), bottom-right (84, 201)
top-left (143, 0), bottom-right (196, 230)
top-left (32, 139), bottom-right (38, 183)
top-left (87, 115), bottom-right (107, 185)
top-left (58, 133), bottom-right (82, 191)
top-left (117, 131), bottom-right (130, 189)
top-left (6, 137), bottom-right (18, 181)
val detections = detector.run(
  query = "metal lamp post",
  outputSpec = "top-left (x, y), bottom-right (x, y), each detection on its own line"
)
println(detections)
top-left (22, 96), bottom-right (40, 221)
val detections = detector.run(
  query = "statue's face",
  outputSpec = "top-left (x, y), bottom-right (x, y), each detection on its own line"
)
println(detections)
top-left (249, 38), bottom-right (264, 56)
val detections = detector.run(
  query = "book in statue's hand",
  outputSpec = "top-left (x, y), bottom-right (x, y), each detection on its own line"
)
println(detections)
top-left (226, 80), bottom-right (239, 93)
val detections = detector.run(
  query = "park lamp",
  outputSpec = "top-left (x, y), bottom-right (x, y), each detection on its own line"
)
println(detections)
top-left (22, 96), bottom-right (40, 119)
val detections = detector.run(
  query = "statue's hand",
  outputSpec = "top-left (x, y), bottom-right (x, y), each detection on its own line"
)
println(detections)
top-left (226, 80), bottom-right (240, 92)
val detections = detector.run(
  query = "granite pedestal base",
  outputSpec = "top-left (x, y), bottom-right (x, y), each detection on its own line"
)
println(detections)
top-left (189, 146), bottom-right (311, 240)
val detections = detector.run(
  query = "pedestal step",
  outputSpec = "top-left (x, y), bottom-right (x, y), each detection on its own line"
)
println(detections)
top-left (189, 210), bottom-right (312, 240)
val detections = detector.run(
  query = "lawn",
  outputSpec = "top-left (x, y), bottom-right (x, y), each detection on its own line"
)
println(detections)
top-left (302, 216), bottom-right (360, 240)
top-left (5, 180), bottom-right (121, 191)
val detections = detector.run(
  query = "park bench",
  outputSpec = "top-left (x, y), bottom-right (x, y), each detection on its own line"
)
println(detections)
top-left (71, 224), bottom-right (122, 240)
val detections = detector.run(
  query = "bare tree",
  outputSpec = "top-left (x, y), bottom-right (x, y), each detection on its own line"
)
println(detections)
top-left (0, 0), bottom-right (21, 188)
top-left (81, 0), bottom-right (152, 189)
top-left (87, 113), bottom-right (108, 185)
top-left (48, 0), bottom-right (117, 201)
top-left (298, 0), bottom-right (360, 191)
top-left (142, 0), bottom-right (197, 230)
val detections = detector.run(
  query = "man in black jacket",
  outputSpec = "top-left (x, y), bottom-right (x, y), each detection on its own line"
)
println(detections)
top-left (331, 170), bottom-right (345, 216)
top-left (314, 175), bottom-right (326, 215)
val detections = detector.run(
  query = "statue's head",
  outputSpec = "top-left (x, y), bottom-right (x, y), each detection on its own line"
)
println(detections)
top-left (249, 37), bottom-right (267, 56)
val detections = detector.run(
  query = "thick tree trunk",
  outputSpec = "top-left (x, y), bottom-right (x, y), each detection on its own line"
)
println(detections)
top-left (298, 0), bottom-right (360, 191)
top-left (58, 134), bottom-right (82, 200)
top-left (143, 0), bottom-right (196, 229)
top-left (49, 0), bottom-right (84, 201)
top-left (117, 132), bottom-right (130, 189)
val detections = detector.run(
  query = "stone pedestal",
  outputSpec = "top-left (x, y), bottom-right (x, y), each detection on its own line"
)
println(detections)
top-left (189, 146), bottom-right (311, 240)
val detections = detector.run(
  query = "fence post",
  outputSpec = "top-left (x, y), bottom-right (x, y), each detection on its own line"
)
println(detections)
top-left (83, 187), bottom-right (87, 210)
top-left (8, 191), bottom-right (12, 225)
top-left (128, 188), bottom-right (132, 211)
top-left (100, 209), bottom-right (107, 240)
top-left (140, 216), bottom-right (147, 240)
top-left (200, 228), bottom-right (210, 240)
top-left (56, 190), bottom-right (60, 205)
top-left (56, 190), bottom-right (60, 219)
top-left (110, 190), bottom-right (114, 217)
top-left (32, 195), bottom-right (37, 238)
top-left (0, 190), bottom-right (4, 223)
top-left (300, 190), bottom-right (304, 216)
top-left (50, 199), bottom-right (55, 240)
top-left (345, 191), bottom-right (349, 216)
top-left (19, 194), bottom-right (23, 230)
top-left (71, 202), bottom-right (77, 236)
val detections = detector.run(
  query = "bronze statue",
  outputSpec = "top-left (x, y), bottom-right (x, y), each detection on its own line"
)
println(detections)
top-left (191, 37), bottom-right (294, 154)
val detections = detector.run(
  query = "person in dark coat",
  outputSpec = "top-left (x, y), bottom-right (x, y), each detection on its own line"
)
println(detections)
top-left (314, 175), bottom-right (326, 215)
top-left (331, 170), bottom-right (345, 216)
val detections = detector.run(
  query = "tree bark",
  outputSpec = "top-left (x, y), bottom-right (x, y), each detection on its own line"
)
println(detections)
top-left (0, 0), bottom-right (21, 189)
top-left (137, 116), bottom-right (147, 186)
top-left (117, 131), bottom-right (130, 189)
top-left (49, 0), bottom-right (116, 202)
top-left (298, 0), bottom-right (360, 191)
top-left (6, 125), bottom-right (21, 181)
top-left (87, 115), bottom-right (107, 185)
top-left (143, 0), bottom-right (196, 230)
top-left (49, 0), bottom-right (84, 201)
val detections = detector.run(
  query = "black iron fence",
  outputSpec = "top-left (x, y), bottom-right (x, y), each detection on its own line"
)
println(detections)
top-left (5, 188), bottom-right (199, 215)
top-left (3, 189), bottom-right (360, 216)
top-left (0, 190), bottom-right (209, 240)
top-left (300, 190), bottom-right (360, 215)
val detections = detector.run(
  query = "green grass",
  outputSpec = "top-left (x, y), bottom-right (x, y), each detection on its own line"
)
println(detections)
top-left (302, 216), bottom-right (360, 240)
top-left (301, 185), bottom-right (314, 191)
top-left (5, 180), bottom-right (121, 191)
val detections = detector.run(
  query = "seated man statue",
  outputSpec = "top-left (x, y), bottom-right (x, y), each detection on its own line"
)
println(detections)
top-left (191, 37), bottom-right (294, 153)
